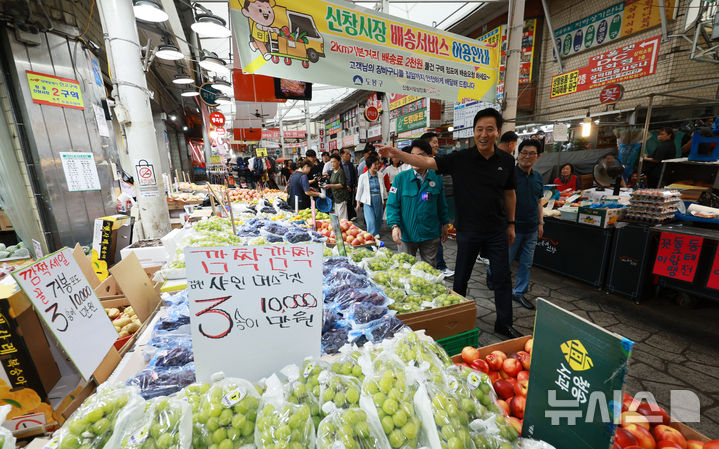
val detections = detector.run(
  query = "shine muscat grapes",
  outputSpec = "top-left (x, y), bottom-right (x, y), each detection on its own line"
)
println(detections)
top-left (427, 389), bottom-right (474, 449)
top-left (318, 372), bottom-right (362, 412)
top-left (254, 402), bottom-right (314, 449)
top-left (317, 408), bottom-right (379, 449)
top-left (285, 360), bottom-right (326, 427)
top-left (120, 397), bottom-right (189, 449)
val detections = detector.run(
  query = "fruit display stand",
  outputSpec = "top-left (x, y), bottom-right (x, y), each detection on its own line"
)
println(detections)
top-left (397, 299), bottom-right (476, 340)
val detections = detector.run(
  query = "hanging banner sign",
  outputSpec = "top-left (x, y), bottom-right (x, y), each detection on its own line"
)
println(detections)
top-left (262, 129), bottom-right (307, 139)
top-left (210, 112), bottom-right (226, 126)
top-left (550, 35), bottom-right (660, 98)
top-left (707, 246), bottom-right (719, 290)
top-left (185, 245), bottom-right (323, 382)
top-left (26, 71), bottom-right (84, 110)
top-left (652, 232), bottom-right (703, 282)
top-left (200, 83), bottom-right (220, 106)
top-left (12, 248), bottom-right (118, 380)
top-left (553, 0), bottom-right (676, 58)
top-left (230, 0), bottom-right (498, 102)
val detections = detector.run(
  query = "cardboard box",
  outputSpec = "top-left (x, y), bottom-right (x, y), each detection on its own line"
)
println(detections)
top-left (399, 300), bottom-right (476, 340)
top-left (450, 335), bottom-right (531, 363)
top-left (577, 206), bottom-right (626, 228)
top-left (92, 215), bottom-right (131, 265)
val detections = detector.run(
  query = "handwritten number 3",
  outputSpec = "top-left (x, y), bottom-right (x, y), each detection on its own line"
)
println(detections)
top-left (45, 303), bottom-right (68, 332)
top-left (195, 296), bottom-right (232, 339)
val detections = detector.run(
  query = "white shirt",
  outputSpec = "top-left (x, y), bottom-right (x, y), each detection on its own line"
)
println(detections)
top-left (381, 164), bottom-right (404, 185)
top-left (322, 160), bottom-right (333, 175)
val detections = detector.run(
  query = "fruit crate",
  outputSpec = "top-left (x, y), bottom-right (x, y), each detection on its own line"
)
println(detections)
top-left (436, 328), bottom-right (479, 356)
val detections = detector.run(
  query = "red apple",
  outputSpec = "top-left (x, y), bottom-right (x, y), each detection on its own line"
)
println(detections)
top-left (508, 352), bottom-right (520, 360)
top-left (507, 416), bottom-right (522, 433)
top-left (524, 338), bottom-right (533, 353)
top-left (637, 402), bottom-right (671, 426)
top-left (622, 411), bottom-right (651, 430)
top-left (623, 393), bottom-right (636, 412)
top-left (351, 238), bottom-right (361, 246)
top-left (613, 443), bottom-right (622, 449)
top-left (514, 379), bottom-right (528, 397)
top-left (485, 353), bottom-right (503, 371)
top-left (490, 350), bottom-right (507, 366)
top-left (470, 359), bottom-right (489, 373)
top-left (615, 427), bottom-right (639, 448)
top-left (487, 371), bottom-right (500, 383)
top-left (499, 370), bottom-right (511, 380)
top-left (510, 395), bottom-right (526, 419)
top-left (493, 379), bottom-right (514, 400)
top-left (657, 442), bottom-right (684, 449)
top-left (517, 371), bottom-right (530, 383)
top-left (706, 441), bottom-right (719, 449)
top-left (686, 441), bottom-right (704, 449)
top-left (652, 426), bottom-right (686, 449)
top-left (496, 399), bottom-right (510, 416)
top-left (461, 346), bottom-right (480, 364)
top-left (502, 358), bottom-right (522, 377)
top-left (625, 424), bottom-right (657, 449)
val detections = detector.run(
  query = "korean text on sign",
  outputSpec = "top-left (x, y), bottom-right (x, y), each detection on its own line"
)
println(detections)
top-left (652, 232), bottom-right (703, 282)
top-left (12, 248), bottom-right (117, 379)
top-left (186, 244), bottom-right (323, 382)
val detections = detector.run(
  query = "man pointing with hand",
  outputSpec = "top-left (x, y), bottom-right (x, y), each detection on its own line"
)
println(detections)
top-left (378, 108), bottom-right (520, 339)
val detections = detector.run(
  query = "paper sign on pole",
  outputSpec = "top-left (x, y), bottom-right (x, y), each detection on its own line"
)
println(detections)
top-left (12, 248), bottom-right (118, 380)
top-left (230, 0), bottom-right (498, 102)
top-left (185, 244), bottom-right (323, 382)
top-left (523, 299), bottom-right (634, 449)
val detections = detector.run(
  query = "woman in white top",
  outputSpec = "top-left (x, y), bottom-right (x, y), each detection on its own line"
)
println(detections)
top-left (355, 154), bottom-right (387, 237)
top-left (380, 154), bottom-right (406, 191)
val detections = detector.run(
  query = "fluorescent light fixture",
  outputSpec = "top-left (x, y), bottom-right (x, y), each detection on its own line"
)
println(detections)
top-left (181, 89), bottom-right (199, 97)
top-left (199, 54), bottom-right (229, 75)
top-left (183, 126), bottom-right (188, 131)
top-left (170, 115), bottom-right (177, 121)
top-left (191, 14), bottom-right (231, 38)
top-left (447, 126), bottom-right (454, 132)
top-left (172, 73), bottom-right (194, 85)
top-left (155, 44), bottom-right (184, 61)
top-left (133, 0), bottom-right (168, 22)
top-left (215, 95), bottom-right (232, 105)
top-left (211, 78), bottom-right (233, 95)
top-left (581, 117), bottom-right (592, 137)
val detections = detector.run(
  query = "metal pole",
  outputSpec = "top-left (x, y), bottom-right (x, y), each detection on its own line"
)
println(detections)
top-left (278, 105), bottom-right (286, 158)
top-left (98, 0), bottom-right (171, 238)
top-left (190, 32), bottom-right (213, 173)
top-left (637, 94), bottom-right (654, 179)
top-left (540, 0), bottom-right (564, 73)
top-left (502, 0), bottom-right (525, 132)
top-left (658, 0), bottom-right (669, 43)
top-left (304, 100), bottom-right (311, 154)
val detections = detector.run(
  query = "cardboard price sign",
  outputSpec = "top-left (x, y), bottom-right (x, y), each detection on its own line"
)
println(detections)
top-left (12, 248), bottom-right (117, 380)
top-left (523, 299), bottom-right (634, 449)
top-left (185, 244), bottom-right (323, 382)
top-left (652, 232), bottom-right (703, 282)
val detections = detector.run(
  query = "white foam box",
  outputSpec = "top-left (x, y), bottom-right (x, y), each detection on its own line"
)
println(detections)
top-left (120, 241), bottom-right (169, 267)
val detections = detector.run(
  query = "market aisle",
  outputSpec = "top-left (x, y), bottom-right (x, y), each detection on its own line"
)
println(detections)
top-left (369, 218), bottom-right (719, 438)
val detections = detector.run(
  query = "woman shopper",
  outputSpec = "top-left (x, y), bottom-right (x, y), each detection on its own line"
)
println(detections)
top-left (324, 154), bottom-right (349, 219)
top-left (356, 154), bottom-right (387, 237)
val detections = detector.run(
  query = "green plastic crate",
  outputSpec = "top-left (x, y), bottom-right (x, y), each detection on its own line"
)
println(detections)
top-left (436, 328), bottom-right (479, 357)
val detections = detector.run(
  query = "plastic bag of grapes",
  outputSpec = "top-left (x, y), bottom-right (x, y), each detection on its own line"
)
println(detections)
top-left (410, 261), bottom-right (444, 284)
top-left (191, 373), bottom-right (260, 449)
top-left (389, 329), bottom-right (453, 370)
top-left (329, 345), bottom-right (366, 383)
top-left (413, 381), bottom-right (476, 449)
top-left (317, 371), bottom-right (362, 414)
top-left (359, 353), bottom-right (424, 449)
top-left (117, 396), bottom-right (192, 449)
top-left (316, 406), bottom-right (386, 449)
top-left (348, 314), bottom-right (405, 345)
top-left (469, 414), bottom-right (519, 449)
top-left (50, 385), bottom-right (145, 449)
top-left (280, 359), bottom-right (327, 428)
top-left (255, 374), bottom-right (316, 449)
top-left (442, 366), bottom-right (491, 422)
top-left (0, 406), bottom-right (15, 449)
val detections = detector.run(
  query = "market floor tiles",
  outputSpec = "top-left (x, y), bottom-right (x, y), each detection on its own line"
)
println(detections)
top-left (373, 222), bottom-right (719, 438)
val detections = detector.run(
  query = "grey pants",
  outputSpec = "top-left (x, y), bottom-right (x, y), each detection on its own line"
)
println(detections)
top-left (402, 238), bottom-right (441, 267)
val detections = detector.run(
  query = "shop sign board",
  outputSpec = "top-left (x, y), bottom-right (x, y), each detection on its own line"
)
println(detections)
top-left (365, 106), bottom-right (379, 122)
top-left (552, 123), bottom-right (569, 142)
top-left (199, 83), bottom-right (220, 106)
top-left (185, 244), bottom-right (323, 382)
top-left (396, 108), bottom-right (426, 134)
top-left (553, 0), bottom-right (676, 58)
top-left (12, 248), bottom-right (118, 380)
top-left (0, 300), bottom-right (46, 396)
top-left (231, 0), bottom-right (498, 102)
top-left (523, 299), bottom-right (634, 449)
top-left (550, 35), bottom-right (660, 98)
top-left (478, 18), bottom-right (537, 102)
top-left (707, 246), bottom-right (719, 290)
top-left (262, 129), bottom-right (306, 139)
top-left (210, 112), bottom-right (226, 127)
top-left (452, 100), bottom-right (498, 139)
top-left (325, 115), bottom-right (342, 135)
top-left (389, 93), bottom-right (421, 111)
top-left (215, 127), bottom-right (226, 137)
top-left (599, 83), bottom-right (624, 104)
top-left (26, 71), bottom-right (84, 110)
top-left (256, 147), bottom-right (268, 157)
top-left (652, 232), bottom-right (703, 282)
top-left (59, 152), bottom-right (102, 192)
top-left (368, 124), bottom-right (382, 138)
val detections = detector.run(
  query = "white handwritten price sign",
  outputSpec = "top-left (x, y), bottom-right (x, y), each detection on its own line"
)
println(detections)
top-left (12, 248), bottom-right (117, 380)
top-left (185, 244), bottom-right (323, 382)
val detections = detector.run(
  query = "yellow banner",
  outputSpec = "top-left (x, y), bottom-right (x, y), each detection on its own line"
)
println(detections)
top-left (26, 71), bottom-right (84, 110)
top-left (390, 94), bottom-right (422, 111)
top-left (256, 148), bottom-right (268, 157)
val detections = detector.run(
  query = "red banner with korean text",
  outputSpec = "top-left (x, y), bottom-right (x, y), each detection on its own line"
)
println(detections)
top-left (550, 35), bottom-right (660, 98)
top-left (652, 232), bottom-right (703, 282)
top-left (707, 245), bottom-right (719, 290)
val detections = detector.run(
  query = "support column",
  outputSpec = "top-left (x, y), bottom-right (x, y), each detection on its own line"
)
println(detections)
top-left (304, 100), bottom-right (311, 154)
top-left (502, 0), bottom-right (525, 132)
top-left (98, 0), bottom-right (171, 238)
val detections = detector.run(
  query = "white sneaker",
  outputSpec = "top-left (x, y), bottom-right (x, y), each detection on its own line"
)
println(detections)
top-left (476, 256), bottom-right (490, 265)
top-left (442, 268), bottom-right (454, 277)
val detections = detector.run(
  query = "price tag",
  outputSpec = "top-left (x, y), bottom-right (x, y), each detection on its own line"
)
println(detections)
top-left (303, 363), bottom-right (314, 378)
top-left (467, 372), bottom-right (481, 389)
top-left (129, 423), bottom-right (150, 446)
top-left (449, 379), bottom-right (459, 393)
top-left (221, 387), bottom-right (247, 407)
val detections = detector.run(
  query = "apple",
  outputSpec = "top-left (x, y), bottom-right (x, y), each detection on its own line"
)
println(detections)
top-left (496, 399), bottom-right (510, 416)
top-left (516, 351), bottom-right (531, 371)
top-left (622, 411), bottom-right (651, 430)
top-left (686, 441), bottom-right (704, 449)
top-left (637, 402), bottom-right (671, 426)
top-left (624, 424), bottom-right (657, 449)
top-left (513, 379), bottom-right (528, 397)
top-left (461, 346), bottom-right (480, 364)
top-left (652, 426), bottom-right (686, 449)
top-left (493, 379), bottom-right (514, 400)
top-left (490, 350), bottom-right (508, 365)
top-left (517, 371), bottom-right (530, 383)
top-left (507, 416), bottom-right (522, 433)
top-left (510, 395), bottom-right (526, 419)
top-left (469, 359), bottom-right (489, 373)
top-left (502, 358), bottom-right (522, 377)
top-left (623, 393), bottom-right (635, 412)
top-left (524, 338), bottom-right (533, 353)
top-left (487, 371), bottom-right (500, 383)
top-left (706, 441), bottom-right (719, 449)
top-left (615, 427), bottom-right (639, 448)
top-left (485, 353), bottom-right (503, 371)
top-left (613, 443), bottom-right (622, 449)
top-left (508, 352), bottom-right (520, 360)
top-left (657, 442), bottom-right (684, 449)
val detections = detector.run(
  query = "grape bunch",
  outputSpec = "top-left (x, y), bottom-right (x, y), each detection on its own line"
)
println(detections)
top-left (363, 366), bottom-right (421, 449)
top-left (408, 276), bottom-right (436, 295)
top-left (391, 252), bottom-right (416, 266)
top-left (317, 408), bottom-right (378, 449)
top-left (412, 261), bottom-right (441, 277)
top-left (434, 292), bottom-right (466, 308)
top-left (120, 397), bottom-right (189, 449)
top-left (283, 228), bottom-right (312, 243)
top-left (55, 387), bottom-right (139, 449)
top-left (367, 258), bottom-right (391, 272)
top-left (347, 302), bottom-right (388, 325)
top-left (285, 361), bottom-right (325, 427)
top-left (318, 373), bottom-right (361, 412)
top-left (348, 247), bottom-right (374, 262)
top-left (192, 379), bottom-right (260, 449)
top-left (330, 352), bottom-right (365, 383)
top-left (254, 402), bottom-right (314, 449)
top-left (428, 390), bottom-right (474, 449)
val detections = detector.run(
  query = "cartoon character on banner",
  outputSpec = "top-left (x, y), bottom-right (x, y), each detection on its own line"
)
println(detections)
top-left (242, 0), bottom-right (280, 60)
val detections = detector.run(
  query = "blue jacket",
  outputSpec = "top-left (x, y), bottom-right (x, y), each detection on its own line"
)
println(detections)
top-left (386, 169), bottom-right (448, 243)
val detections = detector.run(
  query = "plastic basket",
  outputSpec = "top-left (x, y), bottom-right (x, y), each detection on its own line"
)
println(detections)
top-left (315, 196), bottom-right (333, 213)
top-left (436, 328), bottom-right (479, 357)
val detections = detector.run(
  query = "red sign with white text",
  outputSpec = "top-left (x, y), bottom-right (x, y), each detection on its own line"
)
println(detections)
top-left (365, 107), bottom-right (379, 122)
top-left (652, 232), bottom-right (703, 282)
top-left (707, 246), bottom-right (719, 290)
top-left (599, 84), bottom-right (624, 104)
top-left (551, 35), bottom-right (660, 98)
top-left (209, 112), bottom-right (225, 127)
